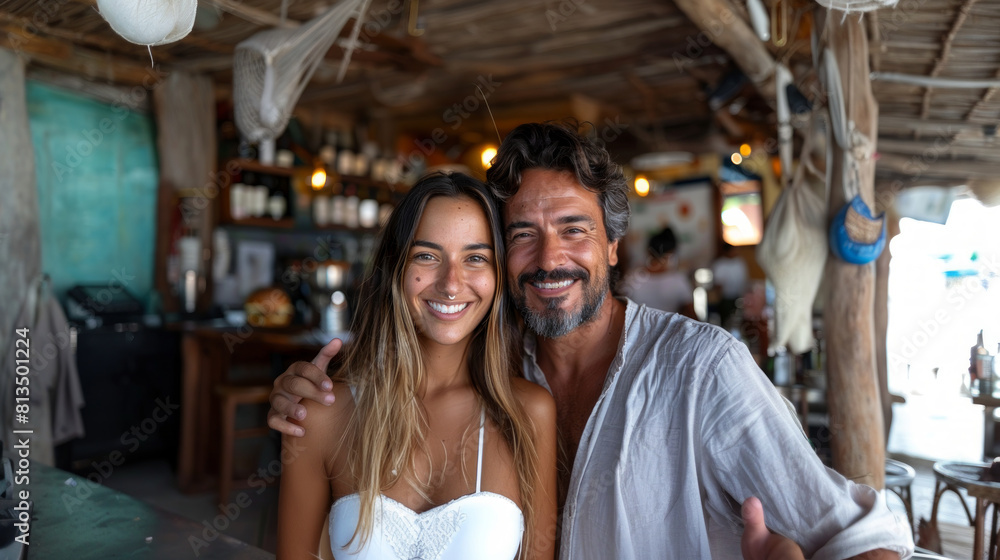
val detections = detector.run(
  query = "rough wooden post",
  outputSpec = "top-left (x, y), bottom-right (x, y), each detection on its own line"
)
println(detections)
top-left (824, 11), bottom-right (885, 489)
top-left (0, 48), bottom-right (42, 352)
top-left (874, 185), bottom-right (901, 443)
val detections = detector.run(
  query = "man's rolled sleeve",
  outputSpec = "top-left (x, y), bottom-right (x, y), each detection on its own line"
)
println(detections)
top-left (697, 341), bottom-right (914, 559)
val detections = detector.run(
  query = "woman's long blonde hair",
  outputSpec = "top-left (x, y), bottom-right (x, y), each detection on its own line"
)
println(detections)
top-left (333, 172), bottom-right (539, 555)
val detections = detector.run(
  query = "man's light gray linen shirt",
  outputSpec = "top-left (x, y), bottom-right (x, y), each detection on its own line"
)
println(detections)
top-left (522, 299), bottom-right (913, 559)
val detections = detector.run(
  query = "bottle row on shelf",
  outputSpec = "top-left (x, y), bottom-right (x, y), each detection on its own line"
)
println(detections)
top-left (311, 186), bottom-right (393, 229)
top-left (218, 159), bottom-right (400, 231)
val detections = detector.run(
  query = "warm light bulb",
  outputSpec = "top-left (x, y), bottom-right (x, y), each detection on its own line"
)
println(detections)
top-left (740, 143), bottom-right (752, 157)
top-left (730, 153), bottom-right (743, 165)
top-left (634, 176), bottom-right (650, 196)
top-left (481, 147), bottom-right (497, 168)
top-left (311, 167), bottom-right (327, 190)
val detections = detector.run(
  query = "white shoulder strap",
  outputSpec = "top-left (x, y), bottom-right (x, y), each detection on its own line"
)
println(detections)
top-left (475, 408), bottom-right (485, 493)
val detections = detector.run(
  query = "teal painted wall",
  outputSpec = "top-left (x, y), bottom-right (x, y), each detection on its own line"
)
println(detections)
top-left (27, 81), bottom-right (159, 307)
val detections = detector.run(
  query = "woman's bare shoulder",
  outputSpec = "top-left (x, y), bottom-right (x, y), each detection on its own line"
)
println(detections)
top-left (298, 381), bottom-right (356, 437)
top-left (511, 377), bottom-right (556, 422)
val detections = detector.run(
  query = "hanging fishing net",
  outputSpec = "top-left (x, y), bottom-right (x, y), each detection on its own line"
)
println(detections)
top-left (233, 0), bottom-right (369, 163)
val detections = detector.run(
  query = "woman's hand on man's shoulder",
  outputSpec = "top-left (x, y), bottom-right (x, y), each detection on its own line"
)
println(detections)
top-left (292, 381), bottom-right (355, 439)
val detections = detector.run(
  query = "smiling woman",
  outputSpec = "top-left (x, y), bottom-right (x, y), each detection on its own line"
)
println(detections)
top-left (277, 172), bottom-right (557, 560)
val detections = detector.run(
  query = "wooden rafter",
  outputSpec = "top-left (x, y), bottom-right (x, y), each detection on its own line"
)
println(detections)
top-left (0, 23), bottom-right (162, 85)
top-left (867, 10), bottom-right (882, 73)
top-left (880, 114), bottom-right (990, 132)
top-left (626, 72), bottom-right (657, 121)
top-left (0, 10), bottom-right (178, 63)
top-left (203, 0), bottom-right (299, 29)
top-left (877, 137), bottom-right (1000, 163)
top-left (964, 67), bottom-right (1000, 122)
top-left (919, 0), bottom-right (979, 120)
top-left (877, 152), bottom-right (1000, 179)
top-left (672, 0), bottom-right (776, 100)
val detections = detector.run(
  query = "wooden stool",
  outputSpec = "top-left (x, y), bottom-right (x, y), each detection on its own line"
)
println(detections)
top-left (215, 383), bottom-right (273, 508)
top-left (929, 461), bottom-right (1000, 560)
top-left (885, 459), bottom-right (916, 532)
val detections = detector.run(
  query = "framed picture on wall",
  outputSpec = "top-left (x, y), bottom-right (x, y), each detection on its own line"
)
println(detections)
top-left (719, 180), bottom-right (764, 246)
top-left (626, 178), bottom-right (716, 272)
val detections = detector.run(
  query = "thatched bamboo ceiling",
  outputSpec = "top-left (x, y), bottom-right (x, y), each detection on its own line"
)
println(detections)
top-left (1, 0), bottom-right (998, 189)
top-left (870, 0), bottom-right (1000, 195)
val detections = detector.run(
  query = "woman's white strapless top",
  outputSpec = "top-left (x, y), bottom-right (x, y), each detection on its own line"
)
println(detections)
top-left (328, 409), bottom-right (524, 560)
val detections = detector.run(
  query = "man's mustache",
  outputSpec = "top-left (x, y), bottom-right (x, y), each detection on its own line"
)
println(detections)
top-left (517, 268), bottom-right (590, 288)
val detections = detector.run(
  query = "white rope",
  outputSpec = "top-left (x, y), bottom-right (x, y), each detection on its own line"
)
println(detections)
top-left (821, 44), bottom-right (875, 200)
top-left (822, 48), bottom-right (849, 151)
top-left (336, 0), bottom-right (374, 83)
top-left (814, 0), bottom-right (897, 13)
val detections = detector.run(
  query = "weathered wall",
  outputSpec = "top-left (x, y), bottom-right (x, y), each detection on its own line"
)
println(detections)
top-left (0, 48), bottom-right (42, 352)
top-left (26, 80), bottom-right (159, 306)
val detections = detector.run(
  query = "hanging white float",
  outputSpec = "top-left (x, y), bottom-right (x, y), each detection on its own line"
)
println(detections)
top-left (95, 0), bottom-right (197, 46)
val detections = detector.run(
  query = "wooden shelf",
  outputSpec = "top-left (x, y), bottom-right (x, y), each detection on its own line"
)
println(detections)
top-left (226, 158), bottom-right (299, 177)
top-left (314, 223), bottom-right (379, 233)
top-left (328, 172), bottom-right (406, 192)
top-left (221, 216), bottom-right (295, 228)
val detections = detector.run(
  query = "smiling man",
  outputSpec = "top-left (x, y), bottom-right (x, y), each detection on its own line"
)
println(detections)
top-left (268, 122), bottom-right (913, 560)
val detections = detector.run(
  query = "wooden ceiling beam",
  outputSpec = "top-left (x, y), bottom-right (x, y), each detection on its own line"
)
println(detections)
top-left (868, 10), bottom-right (883, 73)
top-left (0, 9), bottom-right (188, 66)
top-left (672, 0), bottom-right (776, 100)
top-left (179, 33), bottom-right (236, 55)
top-left (0, 23), bottom-right (162, 86)
top-left (877, 152), bottom-right (1000, 179)
top-left (964, 66), bottom-right (1000, 122)
top-left (879, 114), bottom-right (994, 133)
top-left (877, 137), bottom-right (1000, 162)
top-left (919, 0), bottom-right (979, 120)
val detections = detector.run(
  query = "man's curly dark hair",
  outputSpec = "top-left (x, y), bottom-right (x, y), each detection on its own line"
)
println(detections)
top-left (486, 121), bottom-right (630, 243)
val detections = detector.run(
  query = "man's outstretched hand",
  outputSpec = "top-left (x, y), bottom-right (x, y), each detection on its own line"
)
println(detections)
top-left (741, 497), bottom-right (805, 560)
top-left (267, 338), bottom-right (342, 437)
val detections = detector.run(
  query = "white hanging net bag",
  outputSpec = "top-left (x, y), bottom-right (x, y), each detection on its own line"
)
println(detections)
top-left (756, 112), bottom-right (829, 354)
top-left (233, 0), bottom-right (368, 164)
top-left (96, 0), bottom-right (196, 46)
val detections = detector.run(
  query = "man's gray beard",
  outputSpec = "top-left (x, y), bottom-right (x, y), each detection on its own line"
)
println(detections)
top-left (516, 278), bottom-right (608, 339)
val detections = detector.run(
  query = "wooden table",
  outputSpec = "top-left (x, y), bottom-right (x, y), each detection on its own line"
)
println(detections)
top-left (19, 460), bottom-right (274, 559)
top-left (174, 324), bottom-right (338, 494)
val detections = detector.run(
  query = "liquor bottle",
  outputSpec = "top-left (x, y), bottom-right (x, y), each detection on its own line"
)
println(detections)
top-left (330, 182), bottom-right (346, 226)
top-left (972, 330), bottom-right (988, 392)
top-left (344, 184), bottom-right (360, 229)
top-left (320, 131), bottom-right (337, 167)
top-left (337, 128), bottom-right (355, 176)
top-left (358, 186), bottom-right (379, 229)
top-left (974, 331), bottom-right (988, 374)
